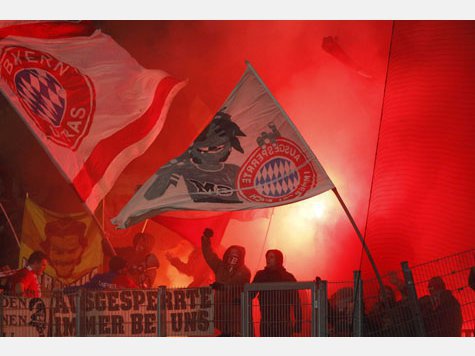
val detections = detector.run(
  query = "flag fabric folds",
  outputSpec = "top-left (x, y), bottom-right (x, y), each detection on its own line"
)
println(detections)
top-left (19, 197), bottom-right (103, 286)
top-left (113, 62), bottom-right (334, 229)
top-left (0, 22), bottom-right (185, 212)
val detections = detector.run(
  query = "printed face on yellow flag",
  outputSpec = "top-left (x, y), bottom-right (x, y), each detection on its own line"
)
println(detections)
top-left (19, 197), bottom-right (103, 286)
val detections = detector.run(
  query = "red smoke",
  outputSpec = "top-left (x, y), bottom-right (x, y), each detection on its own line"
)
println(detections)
top-left (98, 21), bottom-right (393, 284)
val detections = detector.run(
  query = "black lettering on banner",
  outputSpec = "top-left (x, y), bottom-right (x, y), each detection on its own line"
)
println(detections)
top-left (53, 317), bottom-right (61, 336)
top-left (66, 294), bottom-right (76, 312)
top-left (171, 313), bottom-right (183, 332)
top-left (4, 315), bottom-right (27, 326)
top-left (200, 287), bottom-right (212, 308)
top-left (197, 310), bottom-right (210, 331)
top-left (186, 289), bottom-right (199, 309)
top-left (62, 317), bottom-right (76, 337)
top-left (146, 290), bottom-right (157, 311)
top-left (144, 314), bottom-right (156, 334)
top-left (95, 292), bottom-right (106, 311)
top-left (52, 293), bottom-right (69, 314)
top-left (131, 314), bottom-right (143, 334)
top-left (1, 297), bottom-right (28, 310)
top-left (132, 291), bottom-right (145, 311)
top-left (111, 315), bottom-right (125, 335)
top-left (107, 291), bottom-right (120, 311)
top-left (165, 291), bottom-right (173, 310)
top-left (85, 316), bottom-right (96, 336)
top-left (98, 315), bottom-right (111, 335)
top-left (184, 312), bottom-right (197, 332)
top-left (85, 291), bottom-right (95, 311)
top-left (120, 290), bottom-right (132, 311)
top-left (173, 290), bottom-right (186, 310)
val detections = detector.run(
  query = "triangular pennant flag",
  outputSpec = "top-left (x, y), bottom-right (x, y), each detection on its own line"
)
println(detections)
top-left (113, 61), bottom-right (334, 228)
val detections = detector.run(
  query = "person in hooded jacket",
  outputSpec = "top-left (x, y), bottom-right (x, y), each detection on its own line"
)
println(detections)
top-left (201, 228), bottom-right (251, 336)
top-left (427, 276), bottom-right (462, 336)
top-left (117, 232), bottom-right (159, 288)
top-left (251, 249), bottom-right (302, 337)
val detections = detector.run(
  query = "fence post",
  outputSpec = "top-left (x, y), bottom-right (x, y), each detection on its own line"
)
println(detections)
top-left (241, 288), bottom-right (248, 337)
top-left (311, 282), bottom-right (317, 337)
top-left (75, 290), bottom-right (82, 337)
top-left (401, 261), bottom-right (426, 337)
top-left (353, 270), bottom-right (363, 336)
top-left (316, 280), bottom-right (328, 337)
top-left (157, 286), bottom-right (167, 337)
top-left (0, 294), bottom-right (3, 337)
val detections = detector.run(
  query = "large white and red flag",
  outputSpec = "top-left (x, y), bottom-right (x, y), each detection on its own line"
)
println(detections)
top-left (0, 21), bottom-right (185, 212)
top-left (113, 62), bottom-right (334, 228)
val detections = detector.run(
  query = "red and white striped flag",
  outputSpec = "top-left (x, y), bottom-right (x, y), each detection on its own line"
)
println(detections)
top-left (0, 21), bottom-right (185, 212)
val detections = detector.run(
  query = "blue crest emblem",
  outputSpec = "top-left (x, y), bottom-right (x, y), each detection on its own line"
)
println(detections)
top-left (15, 68), bottom-right (66, 127)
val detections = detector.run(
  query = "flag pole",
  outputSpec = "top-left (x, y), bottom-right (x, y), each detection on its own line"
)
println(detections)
top-left (332, 187), bottom-right (385, 293)
top-left (0, 201), bottom-right (21, 248)
top-left (96, 200), bottom-right (116, 256)
top-left (255, 207), bottom-right (275, 271)
top-left (2, 92), bottom-right (116, 255)
top-left (245, 61), bottom-right (385, 293)
top-left (141, 219), bottom-right (149, 233)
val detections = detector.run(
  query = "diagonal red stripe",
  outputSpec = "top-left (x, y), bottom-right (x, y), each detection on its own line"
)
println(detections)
top-left (0, 21), bottom-right (95, 40)
top-left (73, 76), bottom-right (181, 202)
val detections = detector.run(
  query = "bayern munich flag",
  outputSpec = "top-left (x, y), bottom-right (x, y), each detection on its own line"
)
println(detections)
top-left (0, 21), bottom-right (185, 212)
top-left (113, 62), bottom-right (335, 228)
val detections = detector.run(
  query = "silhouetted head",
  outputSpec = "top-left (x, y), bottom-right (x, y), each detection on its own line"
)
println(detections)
top-left (265, 249), bottom-right (284, 270)
top-left (27, 251), bottom-right (48, 276)
top-left (223, 245), bottom-right (246, 270)
top-left (428, 276), bottom-right (446, 296)
top-left (133, 233), bottom-right (155, 254)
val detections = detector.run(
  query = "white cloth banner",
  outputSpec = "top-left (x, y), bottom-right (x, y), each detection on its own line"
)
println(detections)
top-left (113, 62), bottom-right (334, 228)
top-left (0, 23), bottom-right (185, 211)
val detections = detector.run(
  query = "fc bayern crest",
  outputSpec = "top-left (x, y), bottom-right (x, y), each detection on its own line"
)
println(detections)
top-left (237, 137), bottom-right (318, 203)
top-left (0, 46), bottom-right (95, 150)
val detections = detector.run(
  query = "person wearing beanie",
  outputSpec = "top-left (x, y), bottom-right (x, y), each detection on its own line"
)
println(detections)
top-left (201, 228), bottom-right (251, 336)
top-left (251, 249), bottom-right (302, 337)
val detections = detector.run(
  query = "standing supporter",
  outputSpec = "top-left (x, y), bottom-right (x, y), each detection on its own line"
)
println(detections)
top-left (7, 251), bottom-right (47, 297)
top-left (201, 227), bottom-right (251, 336)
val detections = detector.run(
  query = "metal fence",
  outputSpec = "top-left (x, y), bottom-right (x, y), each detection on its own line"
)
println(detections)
top-left (241, 281), bottom-right (316, 337)
top-left (1, 249), bottom-right (474, 337)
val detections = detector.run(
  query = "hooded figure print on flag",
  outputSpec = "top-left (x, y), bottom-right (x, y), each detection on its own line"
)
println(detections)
top-left (19, 197), bottom-right (103, 287)
top-left (113, 62), bottom-right (335, 229)
top-left (0, 21), bottom-right (185, 212)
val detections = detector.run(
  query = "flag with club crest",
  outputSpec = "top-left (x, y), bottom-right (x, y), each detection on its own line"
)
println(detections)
top-left (0, 21), bottom-right (185, 212)
top-left (113, 62), bottom-right (334, 229)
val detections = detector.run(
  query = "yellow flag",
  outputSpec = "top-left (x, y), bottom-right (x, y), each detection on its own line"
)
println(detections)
top-left (19, 197), bottom-right (103, 287)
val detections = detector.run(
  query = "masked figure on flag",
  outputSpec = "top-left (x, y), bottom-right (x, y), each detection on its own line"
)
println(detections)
top-left (113, 62), bottom-right (335, 229)
top-left (145, 109), bottom-right (246, 204)
top-left (20, 197), bottom-right (103, 287)
top-left (41, 218), bottom-right (87, 280)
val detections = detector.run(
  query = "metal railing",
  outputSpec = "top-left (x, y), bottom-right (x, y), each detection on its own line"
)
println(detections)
top-left (1, 248), bottom-right (474, 337)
